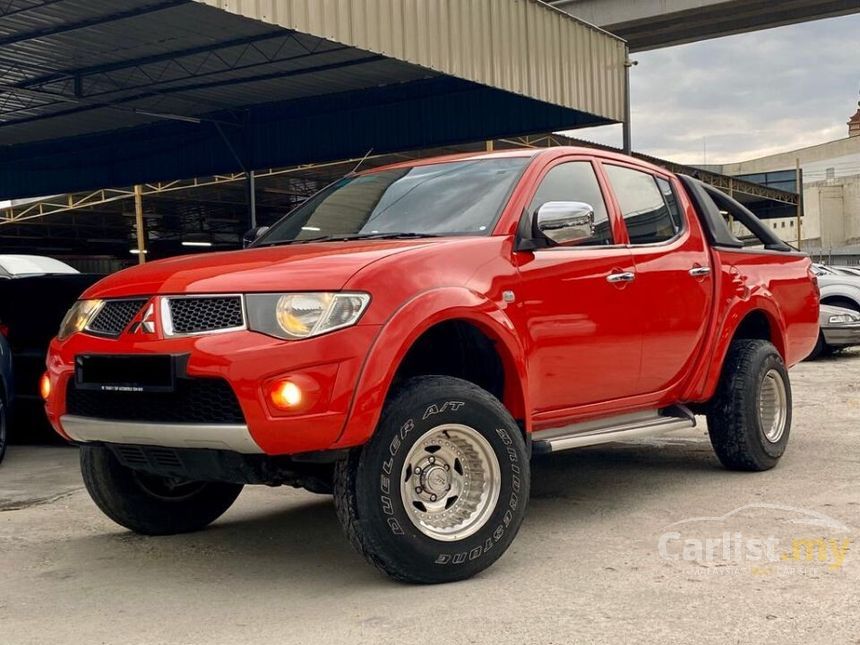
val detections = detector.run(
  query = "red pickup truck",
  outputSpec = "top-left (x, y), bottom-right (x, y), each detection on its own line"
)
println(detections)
top-left (43, 147), bottom-right (819, 583)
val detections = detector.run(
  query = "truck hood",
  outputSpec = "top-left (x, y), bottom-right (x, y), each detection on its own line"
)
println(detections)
top-left (83, 240), bottom-right (438, 298)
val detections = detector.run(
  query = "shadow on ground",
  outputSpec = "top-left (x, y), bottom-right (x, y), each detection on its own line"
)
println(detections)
top-left (42, 434), bottom-right (731, 587)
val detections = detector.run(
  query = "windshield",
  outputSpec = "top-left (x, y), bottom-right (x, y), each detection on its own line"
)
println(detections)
top-left (255, 157), bottom-right (529, 246)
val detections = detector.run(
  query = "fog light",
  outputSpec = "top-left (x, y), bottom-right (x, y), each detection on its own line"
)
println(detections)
top-left (269, 380), bottom-right (302, 410)
top-left (39, 373), bottom-right (51, 400)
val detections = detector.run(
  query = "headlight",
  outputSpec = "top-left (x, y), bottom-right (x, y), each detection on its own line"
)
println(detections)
top-left (828, 313), bottom-right (859, 324)
top-left (246, 292), bottom-right (370, 340)
top-left (57, 299), bottom-right (103, 340)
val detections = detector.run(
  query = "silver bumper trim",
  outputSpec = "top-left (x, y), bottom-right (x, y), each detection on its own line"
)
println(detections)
top-left (60, 415), bottom-right (264, 454)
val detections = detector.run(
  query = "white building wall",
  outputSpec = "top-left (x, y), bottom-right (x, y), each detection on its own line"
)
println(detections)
top-left (721, 137), bottom-right (860, 249)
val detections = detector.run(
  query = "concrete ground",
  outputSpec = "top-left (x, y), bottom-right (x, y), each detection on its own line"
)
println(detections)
top-left (1, 353), bottom-right (858, 645)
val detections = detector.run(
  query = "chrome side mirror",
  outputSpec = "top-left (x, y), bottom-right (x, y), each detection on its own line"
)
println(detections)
top-left (242, 225), bottom-right (269, 248)
top-left (534, 201), bottom-right (595, 246)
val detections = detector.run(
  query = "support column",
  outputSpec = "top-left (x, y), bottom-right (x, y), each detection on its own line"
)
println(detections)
top-left (247, 170), bottom-right (257, 229)
top-left (133, 184), bottom-right (146, 265)
top-left (622, 58), bottom-right (637, 155)
top-left (795, 159), bottom-right (803, 249)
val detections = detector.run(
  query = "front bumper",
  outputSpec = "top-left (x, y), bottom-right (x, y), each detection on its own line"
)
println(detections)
top-left (822, 322), bottom-right (860, 347)
top-left (45, 325), bottom-right (380, 455)
top-left (60, 415), bottom-right (261, 453)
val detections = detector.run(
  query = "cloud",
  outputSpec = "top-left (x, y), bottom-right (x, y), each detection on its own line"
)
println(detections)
top-left (566, 13), bottom-right (860, 165)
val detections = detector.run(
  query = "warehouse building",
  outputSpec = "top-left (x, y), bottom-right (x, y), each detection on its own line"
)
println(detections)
top-left (719, 96), bottom-right (860, 262)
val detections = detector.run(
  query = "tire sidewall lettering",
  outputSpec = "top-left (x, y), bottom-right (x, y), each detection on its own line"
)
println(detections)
top-left (371, 399), bottom-right (527, 569)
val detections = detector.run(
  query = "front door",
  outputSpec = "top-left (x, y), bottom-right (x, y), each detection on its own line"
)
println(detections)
top-left (512, 159), bottom-right (642, 414)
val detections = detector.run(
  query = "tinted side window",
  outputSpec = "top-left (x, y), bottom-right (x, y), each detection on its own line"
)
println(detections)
top-left (528, 162), bottom-right (612, 246)
top-left (605, 165), bottom-right (681, 245)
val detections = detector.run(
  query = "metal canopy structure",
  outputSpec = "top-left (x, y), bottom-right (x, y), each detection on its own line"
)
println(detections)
top-left (0, 0), bottom-right (627, 200)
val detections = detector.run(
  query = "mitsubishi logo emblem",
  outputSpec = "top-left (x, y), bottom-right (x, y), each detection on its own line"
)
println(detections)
top-left (129, 302), bottom-right (157, 335)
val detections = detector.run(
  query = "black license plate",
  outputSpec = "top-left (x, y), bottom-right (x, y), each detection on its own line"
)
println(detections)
top-left (75, 355), bottom-right (175, 392)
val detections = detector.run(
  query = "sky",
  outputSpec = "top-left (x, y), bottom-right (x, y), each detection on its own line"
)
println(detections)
top-left (568, 13), bottom-right (860, 166)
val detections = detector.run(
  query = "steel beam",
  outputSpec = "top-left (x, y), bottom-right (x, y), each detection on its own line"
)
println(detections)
top-left (0, 0), bottom-right (66, 19)
top-left (550, 0), bottom-right (860, 51)
top-left (0, 53), bottom-right (383, 129)
top-left (0, 1), bottom-right (188, 48)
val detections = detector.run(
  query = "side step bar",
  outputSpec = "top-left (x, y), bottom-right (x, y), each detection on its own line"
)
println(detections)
top-left (531, 406), bottom-right (696, 455)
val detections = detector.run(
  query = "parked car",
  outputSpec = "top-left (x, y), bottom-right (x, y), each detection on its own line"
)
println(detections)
top-left (0, 255), bottom-right (101, 438)
top-left (831, 266), bottom-right (860, 277)
top-left (0, 254), bottom-right (80, 278)
top-left (43, 148), bottom-right (818, 583)
top-left (811, 264), bottom-right (860, 312)
top-left (0, 332), bottom-right (11, 463)
top-left (807, 304), bottom-right (860, 359)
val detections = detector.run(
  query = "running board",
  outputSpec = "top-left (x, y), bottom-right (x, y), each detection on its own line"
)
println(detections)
top-left (531, 406), bottom-right (696, 455)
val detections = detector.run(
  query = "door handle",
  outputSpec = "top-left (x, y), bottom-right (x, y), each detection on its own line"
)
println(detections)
top-left (689, 266), bottom-right (712, 278)
top-left (606, 271), bottom-right (636, 283)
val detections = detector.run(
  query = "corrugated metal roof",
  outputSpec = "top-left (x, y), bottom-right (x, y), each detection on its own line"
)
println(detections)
top-left (198, 0), bottom-right (626, 121)
top-left (0, 0), bottom-right (627, 199)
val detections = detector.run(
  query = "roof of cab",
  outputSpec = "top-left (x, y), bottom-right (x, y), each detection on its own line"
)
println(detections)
top-left (358, 146), bottom-right (672, 176)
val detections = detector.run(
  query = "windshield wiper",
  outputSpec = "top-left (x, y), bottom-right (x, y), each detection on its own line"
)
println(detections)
top-left (255, 232), bottom-right (442, 247)
top-left (334, 232), bottom-right (443, 240)
top-left (254, 236), bottom-right (334, 247)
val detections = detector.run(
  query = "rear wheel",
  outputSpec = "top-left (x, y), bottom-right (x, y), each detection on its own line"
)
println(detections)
top-left (805, 332), bottom-right (828, 360)
top-left (333, 376), bottom-right (529, 583)
top-left (80, 445), bottom-right (243, 535)
top-left (707, 340), bottom-right (791, 471)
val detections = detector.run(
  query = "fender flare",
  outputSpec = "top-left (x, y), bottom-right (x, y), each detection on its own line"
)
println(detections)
top-left (333, 287), bottom-right (530, 448)
top-left (696, 294), bottom-right (787, 400)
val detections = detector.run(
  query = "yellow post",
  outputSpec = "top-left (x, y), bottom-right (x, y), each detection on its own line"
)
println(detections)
top-left (134, 184), bottom-right (146, 264)
top-left (485, 140), bottom-right (494, 152)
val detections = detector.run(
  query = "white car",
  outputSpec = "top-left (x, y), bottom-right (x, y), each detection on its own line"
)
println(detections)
top-left (811, 264), bottom-right (860, 313)
top-left (0, 255), bottom-right (79, 278)
top-left (808, 304), bottom-right (860, 359)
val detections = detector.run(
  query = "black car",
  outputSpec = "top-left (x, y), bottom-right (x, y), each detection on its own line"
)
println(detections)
top-left (0, 255), bottom-right (102, 440)
top-left (0, 332), bottom-right (11, 463)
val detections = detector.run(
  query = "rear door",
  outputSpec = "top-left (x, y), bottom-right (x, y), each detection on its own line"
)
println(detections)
top-left (601, 163), bottom-right (712, 395)
top-left (513, 158), bottom-right (641, 413)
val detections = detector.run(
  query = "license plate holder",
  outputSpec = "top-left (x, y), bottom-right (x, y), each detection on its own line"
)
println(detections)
top-left (75, 355), bottom-right (176, 393)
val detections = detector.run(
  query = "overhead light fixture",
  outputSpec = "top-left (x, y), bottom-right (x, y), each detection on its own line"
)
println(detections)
top-left (182, 232), bottom-right (213, 248)
top-left (129, 248), bottom-right (148, 255)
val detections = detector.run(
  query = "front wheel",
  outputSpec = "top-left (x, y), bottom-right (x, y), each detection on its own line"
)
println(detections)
top-left (334, 376), bottom-right (529, 583)
top-left (80, 446), bottom-right (243, 535)
top-left (707, 340), bottom-right (792, 471)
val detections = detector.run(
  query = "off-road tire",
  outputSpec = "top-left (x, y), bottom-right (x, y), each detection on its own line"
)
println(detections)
top-left (805, 333), bottom-right (827, 361)
top-left (707, 340), bottom-right (792, 471)
top-left (80, 445), bottom-right (243, 535)
top-left (333, 376), bottom-right (529, 583)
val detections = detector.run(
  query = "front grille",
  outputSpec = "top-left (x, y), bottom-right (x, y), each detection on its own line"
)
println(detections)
top-left (167, 296), bottom-right (244, 335)
top-left (87, 299), bottom-right (147, 336)
top-left (66, 377), bottom-right (245, 424)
